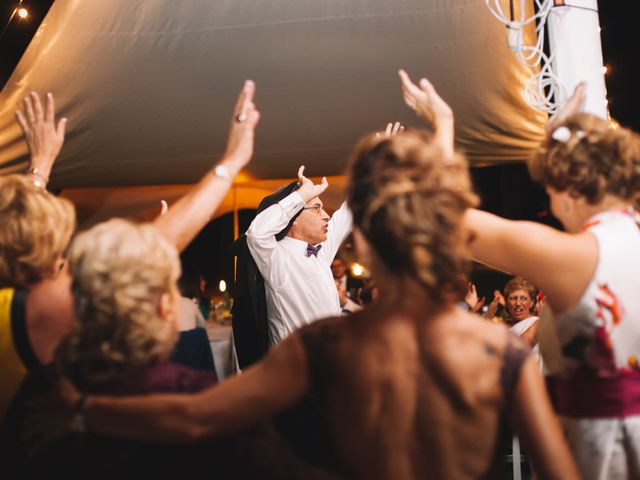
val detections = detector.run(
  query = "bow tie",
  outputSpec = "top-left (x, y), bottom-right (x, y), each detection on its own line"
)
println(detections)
top-left (306, 244), bottom-right (322, 258)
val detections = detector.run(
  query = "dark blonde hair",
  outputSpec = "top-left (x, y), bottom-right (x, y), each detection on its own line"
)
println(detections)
top-left (347, 131), bottom-right (478, 304)
top-left (530, 113), bottom-right (640, 205)
top-left (0, 175), bottom-right (75, 288)
top-left (55, 219), bottom-right (180, 389)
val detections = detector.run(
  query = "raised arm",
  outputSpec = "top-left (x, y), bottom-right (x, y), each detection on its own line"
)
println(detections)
top-left (153, 81), bottom-right (260, 252)
top-left (465, 209), bottom-right (597, 313)
top-left (246, 167), bottom-right (329, 277)
top-left (16, 92), bottom-right (67, 189)
top-left (398, 71), bottom-right (596, 313)
top-left (27, 333), bottom-right (309, 448)
top-left (324, 201), bottom-right (352, 261)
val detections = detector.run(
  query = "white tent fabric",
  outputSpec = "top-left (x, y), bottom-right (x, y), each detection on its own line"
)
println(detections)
top-left (0, 0), bottom-right (546, 218)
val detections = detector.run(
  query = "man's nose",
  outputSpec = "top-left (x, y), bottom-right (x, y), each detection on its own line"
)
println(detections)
top-left (322, 211), bottom-right (330, 221)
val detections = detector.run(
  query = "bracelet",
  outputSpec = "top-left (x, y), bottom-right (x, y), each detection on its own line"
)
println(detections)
top-left (69, 394), bottom-right (89, 434)
top-left (27, 167), bottom-right (49, 190)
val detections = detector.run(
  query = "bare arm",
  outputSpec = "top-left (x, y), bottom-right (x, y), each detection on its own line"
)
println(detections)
top-left (510, 357), bottom-right (580, 479)
top-left (82, 333), bottom-right (309, 443)
top-left (153, 81), bottom-right (260, 252)
top-left (520, 321), bottom-right (538, 348)
top-left (465, 209), bottom-right (597, 313)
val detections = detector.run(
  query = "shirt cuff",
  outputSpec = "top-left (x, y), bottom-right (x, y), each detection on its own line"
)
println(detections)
top-left (278, 191), bottom-right (305, 217)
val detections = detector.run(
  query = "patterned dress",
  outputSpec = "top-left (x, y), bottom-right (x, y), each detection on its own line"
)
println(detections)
top-left (541, 208), bottom-right (640, 480)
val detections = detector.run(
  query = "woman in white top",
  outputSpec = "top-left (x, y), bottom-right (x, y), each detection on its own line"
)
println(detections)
top-left (399, 70), bottom-right (640, 480)
top-left (502, 278), bottom-right (539, 346)
top-left (500, 277), bottom-right (543, 372)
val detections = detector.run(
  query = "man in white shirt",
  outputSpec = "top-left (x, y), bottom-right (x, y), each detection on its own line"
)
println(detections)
top-left (330, 258), bottom-right (364, 314)
top-left (246, 166), bottom-right (352, 344)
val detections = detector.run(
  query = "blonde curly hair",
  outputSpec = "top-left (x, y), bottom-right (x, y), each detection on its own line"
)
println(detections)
top-left (530, 113), bottom-right (640, 206)
top-left (0, 175), bottom-right (75, 288)
top-left (55, 219), bottom-right (181, 388)
top-left (346, 131), bottom-right (479, 304)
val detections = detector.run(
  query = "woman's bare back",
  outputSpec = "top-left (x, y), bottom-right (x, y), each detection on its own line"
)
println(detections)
top-left (299, 305), bottom-right (527, 479)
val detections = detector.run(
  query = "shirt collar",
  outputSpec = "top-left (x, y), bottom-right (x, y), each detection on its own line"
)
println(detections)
top-left (281, 236), bottom-right (311, 255)
top-left (281, 236), bottom-right (325, 256)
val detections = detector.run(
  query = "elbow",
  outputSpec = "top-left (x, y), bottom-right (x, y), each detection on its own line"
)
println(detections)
top-left (245, 229), bottom-right (270, 253)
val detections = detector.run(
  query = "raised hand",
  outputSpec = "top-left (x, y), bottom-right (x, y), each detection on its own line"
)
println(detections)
top-left (297, 166), bottom-right (328, 203)
top-left (546, 81), bottom-right (587, 134)
top-left (465, 282), bottom-right (485, 313)
top-left (16, 91), bottom-right (67, 180)
top-left (385, 121), bottom-right (405, 136)
top-left (398, 69), bottom-right (454, 156)
top-left (483, 290), bottom-right (506, 320)
top-left (375, 121), bottom-right (404, 138)
top-left (222, 80), bottom-right (261, 172)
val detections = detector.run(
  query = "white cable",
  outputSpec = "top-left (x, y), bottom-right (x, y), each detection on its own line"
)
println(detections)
top-left (484, 0), bottom-right (566, 113)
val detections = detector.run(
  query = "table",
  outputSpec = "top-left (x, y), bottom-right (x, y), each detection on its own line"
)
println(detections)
top-left (204, 322), bottom-right (238, 381)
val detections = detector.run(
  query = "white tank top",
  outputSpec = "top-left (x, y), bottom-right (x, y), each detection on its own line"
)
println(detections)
top-left (553, 208), bottom-right (640, 377)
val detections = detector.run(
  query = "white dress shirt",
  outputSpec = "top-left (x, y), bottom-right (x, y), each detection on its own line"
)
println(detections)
top-left (246, 191), bottom-right (352, 343)
top-left (335, 274), bottom-right (362, 313)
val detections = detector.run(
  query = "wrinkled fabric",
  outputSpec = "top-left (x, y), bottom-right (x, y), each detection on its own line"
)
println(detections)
top-left (0, 0), bottom-right (545, 192)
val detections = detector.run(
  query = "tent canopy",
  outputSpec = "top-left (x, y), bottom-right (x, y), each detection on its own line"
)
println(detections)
top-left (0, 0), bottom-right (545, 222)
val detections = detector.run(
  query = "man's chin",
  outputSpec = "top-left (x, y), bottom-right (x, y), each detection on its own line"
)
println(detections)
top-left (315, 234), bottom-right (328, 244)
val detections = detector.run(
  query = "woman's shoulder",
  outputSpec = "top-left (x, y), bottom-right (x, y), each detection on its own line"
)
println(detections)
top-left (428, 309), bottom-right (526, 366)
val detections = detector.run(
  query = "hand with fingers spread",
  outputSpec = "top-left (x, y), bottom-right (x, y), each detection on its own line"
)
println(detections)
top-left (483, 290), bottom-right (505, 320)
top-left (16, 91), bottom-right (67, 180)
top-left (296, 166), bottom-right (329, 203)
top-left (464, 283), bottom-right (485, 313)
top-left (221, 80), bottom-right (261, 174)
top-left (545, 82), bottom-right (587, 134)
top-left (379, 121), bottom-right (405, 137)
top-left (398, 69), bottom-right (454, 156)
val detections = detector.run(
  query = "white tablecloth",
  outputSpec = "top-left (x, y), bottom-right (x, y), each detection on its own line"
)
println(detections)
top-left (205, 322), bottom-right (238, 381)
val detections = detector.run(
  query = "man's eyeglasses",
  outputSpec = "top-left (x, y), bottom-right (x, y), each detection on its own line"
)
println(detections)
top-left (302, 204), bottom-right (323, 214)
